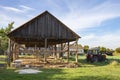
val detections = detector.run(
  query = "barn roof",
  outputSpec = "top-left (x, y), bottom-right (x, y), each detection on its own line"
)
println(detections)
top-left (8, 11), bottom-right (80, 47)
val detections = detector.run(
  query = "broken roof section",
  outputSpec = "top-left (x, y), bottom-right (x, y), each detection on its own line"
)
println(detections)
top-left (8, 11), bottom-right (80, 47)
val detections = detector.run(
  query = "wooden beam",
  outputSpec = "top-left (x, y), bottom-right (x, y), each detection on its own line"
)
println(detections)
top-left (67, 42), bottom-right (70, 62)
top-left (35, 44), bottom-right (37, 59)
top-left (16, 44), bottom-right (19, 59)
top-left (13, 43), bottom-right (16, 61)
top-left (75, 39), bottom-right (79, 63)
top-left (54, 44), bottom-right (57, 59)
top-left (7, 39), bottom-right (11, 67)
top-left (10, 40), bottom-right (14, 62)
top-left (44, 38), bottom-right (47, 62)
top-left (60, 43), bottom-right (63, 58)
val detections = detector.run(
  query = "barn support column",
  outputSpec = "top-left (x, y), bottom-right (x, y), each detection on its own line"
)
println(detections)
top-left (11, 41), bottom-right (14, 62)
top-left (35, 45), bottom-right (40, 62)
top-left (75, 39), bottom-right (79, 63)
top-left (7, 39), bottom-right (11, 67)
top-left (54, 44), bottom-right (57, 60)
top-left (13, 43), bottom-right (16, 61)
top-left (44, 38), bottom-right (47, 62)
top-left (7, 39), bottom-right (14, 67)
top-left (60, 43), bottom-right (63, 58)
top-left (52, 45), bottom-right (54, 57)
top-left (13, 43), bottom-right (19, 61)
top-left (67, 42), bottom-right (70, 62)
top-left (16, 44), bottom-right (20, 59)
top-left (35, 44), bottom-right (37, 61)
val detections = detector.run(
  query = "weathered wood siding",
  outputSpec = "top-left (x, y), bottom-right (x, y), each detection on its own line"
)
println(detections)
top-left (8, 11), bottom-right (80, 46)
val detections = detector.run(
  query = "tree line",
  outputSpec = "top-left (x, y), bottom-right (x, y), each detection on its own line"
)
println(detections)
top-left (84, 45), bottom-right (120, 55)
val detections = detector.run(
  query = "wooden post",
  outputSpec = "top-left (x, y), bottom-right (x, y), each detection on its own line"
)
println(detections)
top-left (7, 39), bottom-right (11, 67)
top-left (13, 43), bottom-right (19, 61)
top-left (60, 43), bottom-right (63, 58)
top-left (35, 44), bottom-right (37, 61)
top-left (44, 38), bottom-right (47, 62)
top-left (76, 40), bottom-right (78, 63)
top-left (11, 41), bottom-right (14, 62)
top-left (52, 45), bottom-right (54, 57)
top-left (67, 42), bottom-right (70, 62)
top-left (54, 44), bottom-right (57, 59)
top-left (13, 43), bottom-right (16, 61)
top-left (15, 44), bottom-right (19, 59)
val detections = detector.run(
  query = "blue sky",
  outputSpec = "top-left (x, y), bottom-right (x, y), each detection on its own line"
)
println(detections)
top-left (0, 0), bottom-right (120, 49)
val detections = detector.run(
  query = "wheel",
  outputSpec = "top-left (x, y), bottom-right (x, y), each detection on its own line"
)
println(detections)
top-left (93, 56), bottom-right (98, 63)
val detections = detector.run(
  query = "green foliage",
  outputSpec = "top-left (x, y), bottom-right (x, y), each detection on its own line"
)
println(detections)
top-left (109, 61), bottom-right (119, 66)
top-left (0, 28), bottom-right (5, 37)
top-left (84, 45), bottom-right (89, 53)
top-left (106, 48), bottom-right (114, 53)
top-left (115, 47), bottom-right (120, 53)
top-left (113, 47), bottom-right (120, 55)
top-left (0, 22), bottom-right (14, 54)
top-left (4, 22), bottom-right (14, 34)
top-left (0, 49), bottom-right (4, 55)
top-left (99, 47), bottom-right (106, 53)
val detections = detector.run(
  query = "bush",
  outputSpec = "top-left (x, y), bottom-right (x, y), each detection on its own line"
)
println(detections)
top-left (113, 51), bottom-right (120, 56)
top-left (115, 47), bottom-right (120, 53)
top-left (67, 62), bottom-right (81, 68)
top-left (0, 49), bottom-right (4, 55)
top-left (114, 47), bottom-right (120, 56)
top-left (109, 61), bottom-right (119, 66)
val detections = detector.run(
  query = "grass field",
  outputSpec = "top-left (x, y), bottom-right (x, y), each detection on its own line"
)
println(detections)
top-left (0, 55), bottom-right (6, 64)
top-left (0, 55), bottom-right (120, 80)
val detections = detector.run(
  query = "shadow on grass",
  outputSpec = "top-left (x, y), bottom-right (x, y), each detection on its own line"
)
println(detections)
top-left (68, 75), bottom-right (118, 80)
top-left (0, 68), bottom-right (118, 80)
top-left (0, 68), bottom-right (66, 80)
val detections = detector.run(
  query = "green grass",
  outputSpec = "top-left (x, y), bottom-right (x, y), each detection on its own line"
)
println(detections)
top-left (0, 55), bottom-right (6, 58)
top-left (0, 55), bottom-right (6, 64)
top-left (0, 55), bottom-right (120, 80)
top-left (0, 60), bottom-right (6, 64)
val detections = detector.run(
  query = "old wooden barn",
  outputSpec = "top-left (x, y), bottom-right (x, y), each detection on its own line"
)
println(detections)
top-left (7, 11), bottom-right (80, 67)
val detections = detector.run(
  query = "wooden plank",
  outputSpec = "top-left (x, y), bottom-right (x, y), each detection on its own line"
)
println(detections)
top-left (44, 38), bottom-right (47, 62)
top-left (67, 42), bottom-right (70, 62)
top-left (7, 39), bottom-right (11, 67)
top-left (75, 39), bottom-right (79, 63)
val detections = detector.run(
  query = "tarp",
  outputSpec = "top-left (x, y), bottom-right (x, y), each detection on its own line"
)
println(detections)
top-left (15, 69), bottom-right (42, 74)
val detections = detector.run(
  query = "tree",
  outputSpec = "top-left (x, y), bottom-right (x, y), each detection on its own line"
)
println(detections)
top-left (99, 47), bottom-right (106, 54)
top-left (106, 48), bottom-right (111, 52)
top-left (5, 22), bottom-right (14, 34)
top-left (0, 22), bottom-right (14, 54)
top-left (115, 47), bottom-right (120, 53)
top-left (84, 45), bottom-right (89, 53)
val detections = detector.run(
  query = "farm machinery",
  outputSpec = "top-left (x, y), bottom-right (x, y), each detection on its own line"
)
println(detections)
top-left (86, 47), bottom-right (106, 63)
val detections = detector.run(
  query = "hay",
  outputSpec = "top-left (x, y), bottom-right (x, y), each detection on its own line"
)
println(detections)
top-left (109, 61), bottom-right (119, 66)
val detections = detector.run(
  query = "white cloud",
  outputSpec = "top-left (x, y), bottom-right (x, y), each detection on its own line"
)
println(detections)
top-left (20, 5), bottom-right (34, 11)
top-left (0, 5), bottom-right (35, 28)
top-left (61, 1), bottom-right (120, 31)
top-left (1, 6), bottom-right (24, 13)
top-left (0, 5), bottom-right (34, 13)
top-left (79, 31), bottom-right (120, 49)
